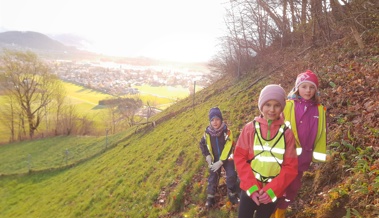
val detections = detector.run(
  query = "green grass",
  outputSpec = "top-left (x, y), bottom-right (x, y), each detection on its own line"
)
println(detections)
top-left (0, 73), bottom-right (262, 217)
top-left (0, 108), bottom-right (206, 217)
top-left (0, 82), bottom-right (191, 144)
top-left (133, 84), bottom-right (191, 100)
top-left (0, 132), bottom-right (126, 175)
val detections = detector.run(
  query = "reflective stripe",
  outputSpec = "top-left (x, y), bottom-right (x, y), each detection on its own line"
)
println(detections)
top-left (313, 152), bottom-right (326, 161)
top-left (296, 147), bottom-right (302, 155)
top-left (228, 153), bottom-right (234, 160)
top-left (271, 147), bottom-right (285, 154)
top-left (284, 121), bottom-right (291, 128)
top-left (255, 122), bottom-right (260, 129)
top-left (255, 155), bottom-right (284, 164)
top-left (255, 174), bottom-right (261, 181)
top-left (253, 145), bottom-right (285, 154)
top-left (255, 174), bottom-right (273, 183)
top-left (224, 133), bottom-right (229, 141)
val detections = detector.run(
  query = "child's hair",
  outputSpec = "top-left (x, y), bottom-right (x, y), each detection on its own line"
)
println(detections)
top-left (288, 89), bottom-right (320, 104)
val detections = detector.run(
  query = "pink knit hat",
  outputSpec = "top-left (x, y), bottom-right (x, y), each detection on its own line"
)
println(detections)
top-left (258, 84), bottom-right (286, 112)
top-left (295, 70), bottom-right (319, 91)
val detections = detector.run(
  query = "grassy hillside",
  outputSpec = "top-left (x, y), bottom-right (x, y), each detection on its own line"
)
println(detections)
top-left (0, 33), bottom-right (379, 218)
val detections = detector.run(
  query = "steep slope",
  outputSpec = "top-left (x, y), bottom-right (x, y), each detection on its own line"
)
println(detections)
top-left (0, 33), bottom-right (378, 218)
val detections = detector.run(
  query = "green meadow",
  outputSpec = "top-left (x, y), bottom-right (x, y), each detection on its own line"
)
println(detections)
top-left (0, 82), bottom-right (190, 144)
top-left (0, 74), bottom-right (252, 217)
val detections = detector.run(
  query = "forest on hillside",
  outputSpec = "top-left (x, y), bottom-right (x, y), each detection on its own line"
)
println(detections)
top-left (210, 0), bottom-right (378, 78)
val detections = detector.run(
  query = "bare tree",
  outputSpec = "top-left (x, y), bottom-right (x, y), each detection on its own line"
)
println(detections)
top-left (0, 94), bottom-right (18, 142)
top-left (50, 82), bottom-right (67, 135)
top-left (117, 98), bottom-right (143, 127)
top-left (211, 0), bottom-right (379, 77)
top-left (0, 50), bottom-right (63, 139)
top-left (101, 97), bottom-right (143, 134)
top-left (60, 103), bottom-right (78, 135)
top-left (105, 103), bottom-right (123, 134)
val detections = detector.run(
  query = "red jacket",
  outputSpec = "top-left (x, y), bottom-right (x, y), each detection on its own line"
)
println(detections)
top-left (234, 116), bottom-right (298, 200)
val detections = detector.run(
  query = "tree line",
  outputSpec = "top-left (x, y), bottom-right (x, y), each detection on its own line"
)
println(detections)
top-left (210, 0), bottom-right (379, 77)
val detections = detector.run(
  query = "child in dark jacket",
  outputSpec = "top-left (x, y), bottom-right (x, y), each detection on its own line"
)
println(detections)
top-left (199, 107), bottom-right (239, 208)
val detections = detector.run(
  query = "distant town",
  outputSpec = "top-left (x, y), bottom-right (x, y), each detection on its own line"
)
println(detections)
top-left (50, 60), bottom-right (217, 96)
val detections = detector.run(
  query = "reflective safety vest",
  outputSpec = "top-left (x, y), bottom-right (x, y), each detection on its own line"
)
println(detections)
top-left (283, 100), bottom-right (327, 162)
top-left (249, 121), bottom-right (287, 183)
top-left (205, 128), bottom-right (234, 161)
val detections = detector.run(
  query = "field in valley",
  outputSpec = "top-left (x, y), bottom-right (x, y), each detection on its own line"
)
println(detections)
top-left (0, 82), bottom-right (191, 144)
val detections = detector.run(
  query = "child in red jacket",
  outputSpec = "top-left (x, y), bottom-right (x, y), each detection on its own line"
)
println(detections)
top-left (234, 84), bottom-right (298, 218)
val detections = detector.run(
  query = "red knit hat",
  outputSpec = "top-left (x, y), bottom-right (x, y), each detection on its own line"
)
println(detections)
top-left (295, 70), bottom-right (319, 91)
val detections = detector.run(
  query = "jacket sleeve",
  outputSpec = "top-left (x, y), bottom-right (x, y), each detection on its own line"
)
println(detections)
top-left (234, 122), bottom-right (261, 194)
top-left (263, 128), bottom-right (298, 199)
top-left (199, 134), bottom-right (210, 157)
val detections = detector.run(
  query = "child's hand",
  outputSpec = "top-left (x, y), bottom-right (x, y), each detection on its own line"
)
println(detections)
top-left (205, 155), bottom-right (212, 167)
top-left (258, 190), bottom-right (272, 204)
top-left (210, 160), bottom-right (223, 172)
top-left (250, 192), bottom-right (260, 205)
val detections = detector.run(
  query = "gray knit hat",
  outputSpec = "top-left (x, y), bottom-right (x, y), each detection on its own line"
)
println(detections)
top-left (258, 84), bottom-right (286, 112)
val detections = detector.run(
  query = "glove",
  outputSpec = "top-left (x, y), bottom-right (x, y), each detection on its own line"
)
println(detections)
top-left (250, 191), bottom-right (260, 206)
top-left (210, 160), bottom-right (223, 172)
top-left (205, 155), bottom-right (212, 168)
top-left (258, 189), bottom-right (272, 204)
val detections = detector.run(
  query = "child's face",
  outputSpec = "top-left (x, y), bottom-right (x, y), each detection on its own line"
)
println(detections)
top-left (261, 100), bottom-right (282, 121)
top-left (210, 117), bottom-right (222, 129)
top-left (298, 82), bottom-right (317, 100)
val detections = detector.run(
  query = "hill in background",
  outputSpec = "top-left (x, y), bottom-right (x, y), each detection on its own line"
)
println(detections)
top-left (0, 31), bottom-right (74, 51)
top-left (0, 30), bottom-right (101, 60)
top-left (0, 30), bottom-right (210, 70)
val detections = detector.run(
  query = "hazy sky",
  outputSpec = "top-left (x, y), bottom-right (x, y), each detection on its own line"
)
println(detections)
top-left (0, 0), bottom-right (228, 62)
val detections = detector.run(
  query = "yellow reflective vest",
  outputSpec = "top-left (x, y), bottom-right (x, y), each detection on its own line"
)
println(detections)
top-left (250, 121), bottom-right (287, 183)
top-left (205, 128), bottom-right (234, 161)
top-left (283, 100), bottom-right (327, 162)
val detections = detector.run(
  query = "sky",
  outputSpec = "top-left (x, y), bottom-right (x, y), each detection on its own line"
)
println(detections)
top-left (0, 0), bottom-right (228, 62)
